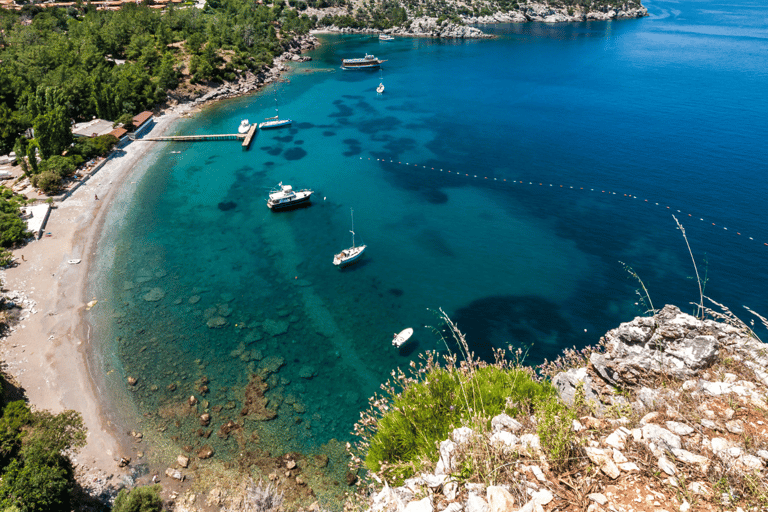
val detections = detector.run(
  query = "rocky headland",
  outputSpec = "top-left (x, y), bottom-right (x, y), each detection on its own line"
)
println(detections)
top-left (361, 305), bottom-right (768, 512)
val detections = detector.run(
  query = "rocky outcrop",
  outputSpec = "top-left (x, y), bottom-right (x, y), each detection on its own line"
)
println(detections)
top-left (395, 17), bottom-right (493, 39)
top-left (362, 305), bottom-right (767, 512)
top-left (463, 2), bottom-right (647, 24)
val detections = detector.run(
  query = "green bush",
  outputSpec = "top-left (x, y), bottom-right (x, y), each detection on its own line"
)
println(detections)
top-left (32, 171), bottom-right (61, 194)
top-left (535, 392), bottom-right (578, 472)
top-left (112, 484), bottom-right (164, 512)
top-left (362, 357), bottom-right (555, 482)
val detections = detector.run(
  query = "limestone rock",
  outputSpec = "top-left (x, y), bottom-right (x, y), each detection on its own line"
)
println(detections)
top-left (665, 421), bottom-right (694, 436)
top-left (584, 447), bottom-right (621, 479)
top-left (641, 424), bottom-right (682, 451)
top-left (466, 493), bottom-right (489, 512)
top-left (486, 486), bottom-right (516, 512)
top-left (404, 497), bottom-right (432, 512)
top-left (177, 455), bottom-right (190, 468)
top-left (435, 439), bottom-right (457, 475)
top-left (553, 367), bottom-right (600, 407)
top-left (491, 413), bottom-right (523, 433)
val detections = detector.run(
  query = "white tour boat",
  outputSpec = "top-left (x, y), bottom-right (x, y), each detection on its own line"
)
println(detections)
top-left (392, 328), bottom-right (413, 348)
top-left (238, 119), bottom-right (251, 134)
top-left (267, 182), bottom-right (313, 210)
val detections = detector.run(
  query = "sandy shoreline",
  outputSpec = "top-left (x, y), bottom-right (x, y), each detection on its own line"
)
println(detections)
top-left (0, 107), bottom-right (192, 495)
top-left (0, 36), bottom-right (320, 502)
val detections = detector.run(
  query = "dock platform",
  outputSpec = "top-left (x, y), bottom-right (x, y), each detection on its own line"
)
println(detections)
top-left (242, 124), bottom-right (257, 148)
top-left (130, 125), bottom-right (259, 149)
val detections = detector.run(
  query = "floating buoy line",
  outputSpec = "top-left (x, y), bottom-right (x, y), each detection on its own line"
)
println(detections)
top-left (360, 156), bottom-right (768, 247)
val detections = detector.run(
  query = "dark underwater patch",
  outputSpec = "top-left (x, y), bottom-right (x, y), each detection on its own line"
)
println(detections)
top-left (218, 201), bottom-right (237, 211)
top-left (451, 295), bottom-right (576, 365)
top-left (284, 147), bottom-right (307, 161)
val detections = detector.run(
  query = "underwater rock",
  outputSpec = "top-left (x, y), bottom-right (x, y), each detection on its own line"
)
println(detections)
top-left (189, 295), bottom-right (201, 304)
top-left (200, 413), bottom-right (211, 426)
top-left (207, 316), bottom-right (228, 329)
top-left (218, 201), bottom-right (236, 211)
top-left (143, 288), bottom-right (165, 302)
top-left (165, 468), bottom-right (184, 481)
top-left (263, 319), bottom-right (289, 336)
top-left (240, 375), bottom-right (277, 421)
top-left (217, 420), bottom-right (241, 440)
top-left (123, 281), bottom-right (136, 291)
top-left (220, 292), bottom-right (235, 303)
top-left (197, 445), bottom-right (215, 459)
top-left (313, 454), bottom-right (329, 468)
top-left (173, 298), bottom-right (183, 305)
top-left (260, 356), bottom-right (285, 375)
top-left (189, 395), bottom-right (198, 407)
top-left (127, 376), bottom-right (138, 386)
top-left (217, 304), bottom-right (233, 317)
top-left (136, 269), bottom-right (154, 283)
top-left (245, 331), bottom-right (263, 344)
top-left (298, 366), bottom-right (316, 379)
top-left (177, 455), bottom-right (190, 468)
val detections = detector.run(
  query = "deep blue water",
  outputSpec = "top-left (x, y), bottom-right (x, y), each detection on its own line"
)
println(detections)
top-left (90, 0), bottom-right (768, 486)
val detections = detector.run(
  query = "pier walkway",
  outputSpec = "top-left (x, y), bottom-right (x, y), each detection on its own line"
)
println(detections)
top-left (130, 123), bottom-right (258, 149)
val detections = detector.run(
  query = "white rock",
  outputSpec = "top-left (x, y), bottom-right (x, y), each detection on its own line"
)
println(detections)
top-left (671, 448), bottom-right (709, 470)
top-left (486, 486), bottom-right (515, 512)
top-left (736, 454), bottom-right (763, 471)
top-left (532, 489), bottom-right (553, 505)
top-left (727, 446), bottom-right (743, 458)
top-left (604, 429), bottom-right (629, 450)
top-left (665, 421), bottom-right (694, 436)
top-left (658, 456), bottom-right (676, 476)
top-left (422, 473), bottom-right (447, 489)
top-left (404, 497), bottom-right (433, 512)
top-left (572, 419), bottom-right (585, 432)
top-left (710, 437), bottom-right (730, 454)
top-left (631, 428), bottom-right (642, 442)
top-left (618, 462), bottom-right (640, 472)
top-left (588, 493), bottom-right (608, 505)
top-left (436, 439), bottom-right (457, 475)
top-left (688, 481), bottom-right (709, 496)
top-left (641, 424), bottom-right (682, 451)
top-left (444, 504), bottom-right (463, 512)
top-left (466, 493), bottom-right (489, 512)
top-left (452, 427), bottom-right (474, 445)
top-left (491, 413), bottom-right (523, 433)
top-left (725, 420), bottom-right (744, 434)
top-left (584, 447), bottom-right (621, 479)
top-left (701, 418), bottom-right (717, 429)
top-left (612, 449), bottom-right (628, 464)
top-left (524, 464), bottom-right (547, 482)
top-left (682, 379), bottom-right (697, 391)
top-left (757, 449), bottom-right (768, 460)
top-left (444, 481), bottom-right (459, 501)
top-left (680, 500), bottom-right (691, 512)
top-left (640, 411), bottom-right (660, 425)
top-left (489, 431), bottom-right (519, 453)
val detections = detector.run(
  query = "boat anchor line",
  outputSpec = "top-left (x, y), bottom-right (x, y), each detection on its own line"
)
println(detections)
top-left (359, 157), bottom-right (768, 248)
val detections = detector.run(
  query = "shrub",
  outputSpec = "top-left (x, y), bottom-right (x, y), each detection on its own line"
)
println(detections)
top-left (32, 171), bottom-right (61, 194)
top-left (112, 485), bottom-right (163, 512)
top-left (355, 312), bottom-right (556, 483)
top-left (535, 392), bottom-right (578, 472)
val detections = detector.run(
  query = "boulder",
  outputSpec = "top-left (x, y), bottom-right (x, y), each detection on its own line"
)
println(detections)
top-left (486, 486), bottom-right (516, 512)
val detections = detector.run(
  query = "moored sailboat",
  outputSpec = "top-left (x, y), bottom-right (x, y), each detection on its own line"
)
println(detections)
top-left (333, 208), bottom-right (366, 267)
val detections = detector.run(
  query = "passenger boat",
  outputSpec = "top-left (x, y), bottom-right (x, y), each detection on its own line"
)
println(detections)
top-left (267, 182), bottom-right (313, 210)
top-left (379, 34), bottom-right (394, 41)
top-left (342, 54), bottom-right (386, 70)
top-left (333, 208), bottom-right (366, 267)
top-left (238, 119), bottom-right (251, 134)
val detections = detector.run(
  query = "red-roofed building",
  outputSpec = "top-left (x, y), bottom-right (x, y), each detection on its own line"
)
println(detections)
top-left (132, 111), bottom-right (154, 138)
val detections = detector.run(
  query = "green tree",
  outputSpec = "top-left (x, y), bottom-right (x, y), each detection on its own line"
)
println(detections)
top-left (112, 485), bottom-right (164, 512)
top-left (33, 106), bottom-right (72, 159)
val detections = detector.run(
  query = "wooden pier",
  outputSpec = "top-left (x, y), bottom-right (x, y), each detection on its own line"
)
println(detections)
top-left (130, 126), bottom-right (258, 149)
top-left (242, 124), bottom-right (257, 148)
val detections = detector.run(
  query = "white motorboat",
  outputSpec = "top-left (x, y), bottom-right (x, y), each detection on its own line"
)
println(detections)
top-left (333, 208), bottom-right (366, 267)
top-left (238, 119), bottom-right (251, 134)
top-left (267, 182), bottom-right (313, 210)
top-left (379, 34), bottom-right (394, 41)
top-left (392, 328), bottom-right (413, 348)
top-left (377, 83), bottom-right (385, 94)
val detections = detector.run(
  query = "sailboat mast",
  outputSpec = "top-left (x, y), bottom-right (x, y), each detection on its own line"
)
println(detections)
top-left (350, 208), bottom-right (355, 248)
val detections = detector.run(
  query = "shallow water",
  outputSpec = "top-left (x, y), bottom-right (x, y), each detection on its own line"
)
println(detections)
top-left (89, 0), bottom-right (768, 501)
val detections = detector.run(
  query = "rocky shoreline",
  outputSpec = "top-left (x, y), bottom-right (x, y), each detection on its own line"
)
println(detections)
top-left (463, 2), bottom-right (648, 24)
top-left (364, 305), bottom-right (768, 512)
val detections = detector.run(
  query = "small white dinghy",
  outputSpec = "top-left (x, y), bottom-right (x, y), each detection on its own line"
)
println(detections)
top-left (393, 328), bottom-right (413, 348)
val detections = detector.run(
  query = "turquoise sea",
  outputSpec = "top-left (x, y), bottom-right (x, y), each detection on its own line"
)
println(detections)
top-left (89, 0), bottom-right (768, 501)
